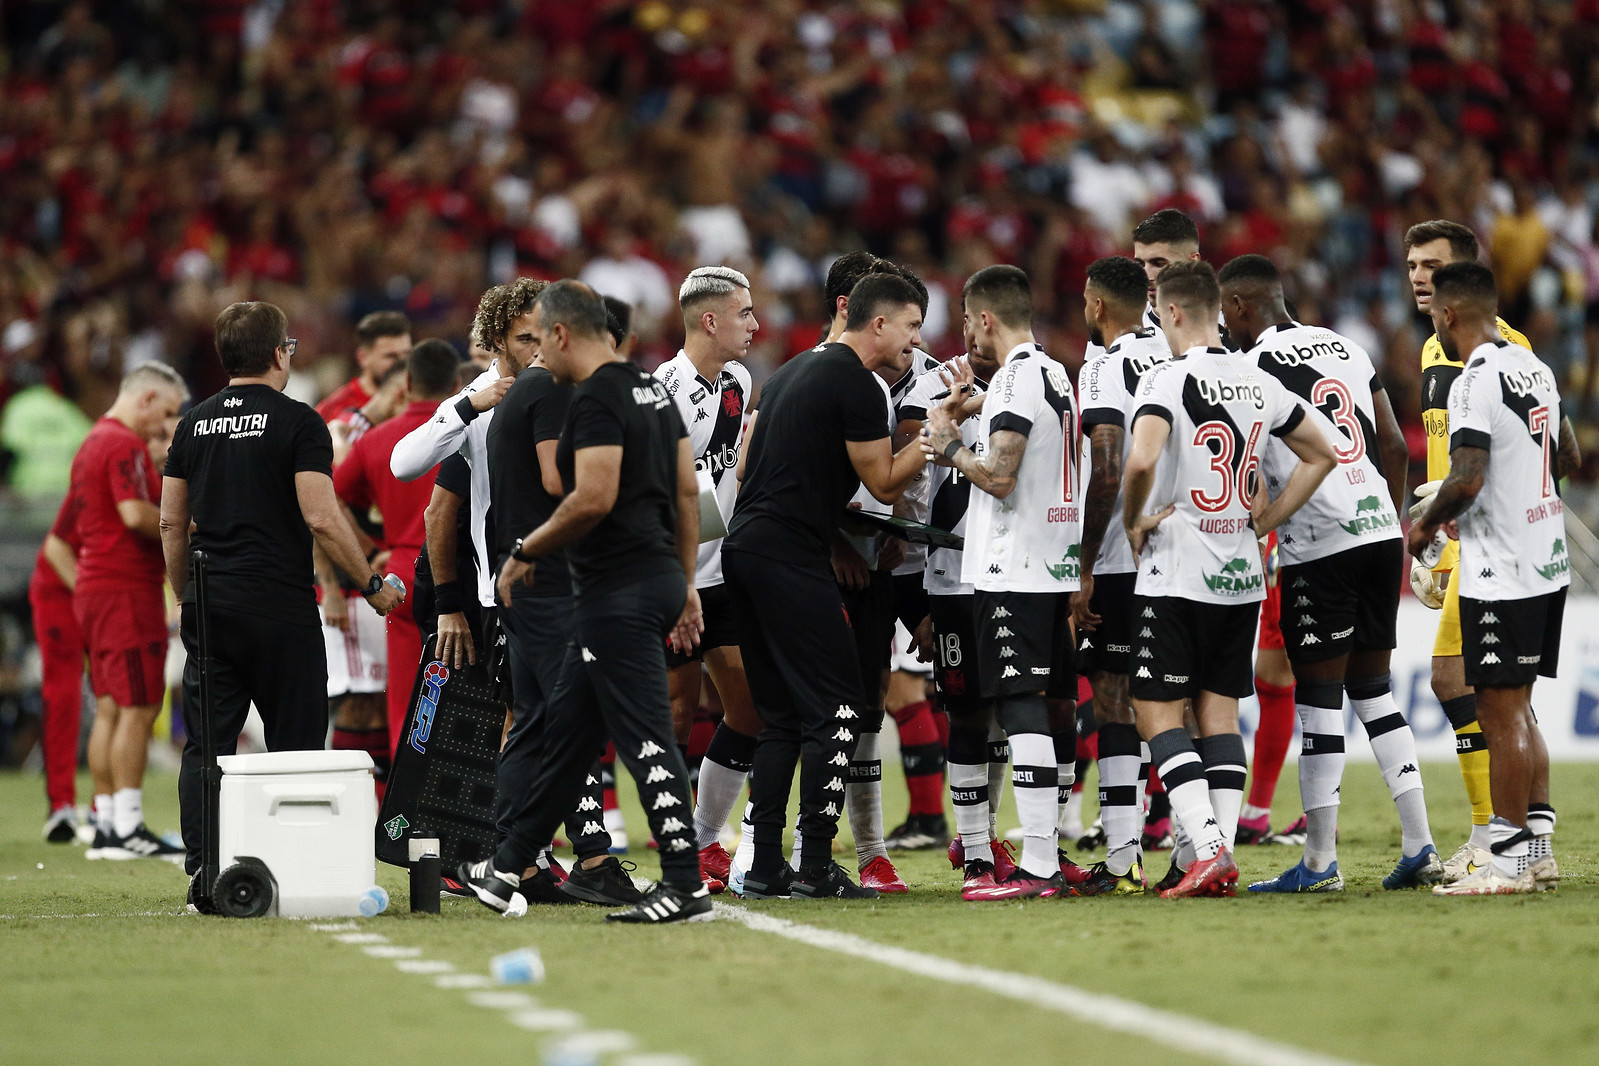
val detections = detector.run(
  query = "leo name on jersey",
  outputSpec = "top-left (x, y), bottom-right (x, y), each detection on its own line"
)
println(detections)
top-left (1449, 341), bottom-right (1570, 601)
top-left (655, 351), bottom-right (751, 588)
top-left (1131, 348), bottom-right (1306, 604)
top-left (1250, 321), bottom-right (1400, 565)
top-left (961, 343), bottom-right (1081, 593)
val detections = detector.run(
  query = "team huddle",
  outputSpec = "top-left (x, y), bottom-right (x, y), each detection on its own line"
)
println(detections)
top-left (31, 206), bottom-right (1573, 918)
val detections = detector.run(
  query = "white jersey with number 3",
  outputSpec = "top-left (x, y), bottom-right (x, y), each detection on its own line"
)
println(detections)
top-left (961, 343), bottom-right (1080, 593)
top-left (1130, 346), bottom-right (1306, 604)
top-left (1448, 340), bottom-right (1570, 601)
top-left (1250, 321), bottom-right (1400, 565)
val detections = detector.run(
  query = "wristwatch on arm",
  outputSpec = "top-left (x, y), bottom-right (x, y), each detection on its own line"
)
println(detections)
top-left (511, 537), bottom-right (534, 563)
top-left (359, 573), bottom-right (385, 598)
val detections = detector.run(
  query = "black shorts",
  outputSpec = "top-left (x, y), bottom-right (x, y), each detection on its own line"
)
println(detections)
top-left (841, 569), bottom-right (894, 707)
top-left (1077, 571), bottom-right (1136, 677)
top-left (929, 593), bottom-right (982, 716)
top-left (975, 590), bottom-right (1073, 700)
top-left (1461, 588), bottom-right (1566, 687)
top-left (1278, 539), bottom-right (1402, 664)
top-left (891, 571), bottom-right (930, 635)
top-left (666, 582), bottom-right (740, 668)
top-left (1128, 595), bottom-right (1258, 702)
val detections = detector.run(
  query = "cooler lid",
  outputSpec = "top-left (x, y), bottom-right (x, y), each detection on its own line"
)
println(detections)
top-left (218, 750), bottom-right (375, 775)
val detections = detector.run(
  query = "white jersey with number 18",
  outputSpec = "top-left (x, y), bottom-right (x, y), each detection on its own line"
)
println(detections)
top-left (1130, 347), bottom-right (1307, 605)
top-left (961, 343), bottom-right (1080, 594)
top-left (1448, 340), bottom-right (1570, 601)
top-left (1250, 321), bottom-right (1401, 565)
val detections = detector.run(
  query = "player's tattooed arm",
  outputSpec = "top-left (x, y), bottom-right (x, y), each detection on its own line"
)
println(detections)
top-left (936, 425), bottom-right (1025, 499)
top-left (1070, 424), bottom-right (1123, 630)
top-left (1407, 444), bottom-right (1486, 560)
top-left (1558, 416), bottom-right (1580, 480)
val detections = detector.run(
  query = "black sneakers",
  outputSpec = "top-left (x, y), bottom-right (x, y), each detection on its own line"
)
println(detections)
top-left (885, 814), bottom-right (950, 851)
top-left (1153, 858), bottom-right (1188, 893)
top-left (518, 866), bottom-right (577, 905)
top-left (738, 863), bottom-right (796, 899)
top-left (793, 861), bottom-right (879, 899)
top-left (459, 860), bottom-right (523, 914)
top-left (560, 856), bottom-right (646, 906)
top-left (605, 882), bottom-right (714, 924)
top-left (102, 825), bottom-right (185, 864)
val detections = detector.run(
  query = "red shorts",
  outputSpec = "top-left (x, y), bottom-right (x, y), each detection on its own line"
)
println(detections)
top-left (1257, 577), bottom-right (1284, 651)
top-left (74, 585), bottom-right (167, 708)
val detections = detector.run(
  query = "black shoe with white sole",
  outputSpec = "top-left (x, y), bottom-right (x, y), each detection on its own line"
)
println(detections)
top-left (43, 807), bottom-right (79, 844)
top-left (737, 863), bottom-right (796, 899)
top-left (101, 825), bottom-right (185, 863)
top-left (560, 856), bottom-right (645, 906)
top-left (519, 866), bottom-right (578, 905)
top-left (605, 882), bottom-right (714, 924)
top-left (459, 860), bottom-right (522, 914)
top-left (792, 861), bottom-right (879, 899)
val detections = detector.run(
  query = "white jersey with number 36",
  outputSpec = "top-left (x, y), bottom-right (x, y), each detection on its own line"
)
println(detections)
top-left (1130, 347), bottom-right (1306, 604)
top-left (1250, 321), bottom-right (1400, 565)
top-left (1448, 340), bottom-right (1570, 601)
top-left (961, 343), bottom-right (1080, 594)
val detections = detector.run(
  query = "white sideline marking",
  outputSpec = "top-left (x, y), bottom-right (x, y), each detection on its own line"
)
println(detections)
top-left (433, 973), bottom-right (494, 990)
top-left (335, 932), bottom-right (388, 944)
top-left (466, 991), bottom-right (538, 1011)
top-left (395, 959), bottom-right (455, 975)
top-left (0, 910), bottom-right (184, 920)
top-left (714, 904), bottom-right (1369, 1066)
top-left (506, 1009), bottom-right (583, 1032)
top-left (363, 944), bottom-right (422, 959)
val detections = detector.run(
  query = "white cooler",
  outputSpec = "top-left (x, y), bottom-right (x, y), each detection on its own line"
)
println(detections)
top-left (217, 750), bottom-right (377, 918)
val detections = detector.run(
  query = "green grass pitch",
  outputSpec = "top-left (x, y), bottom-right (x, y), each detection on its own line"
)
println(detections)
top-left (3, 760), bottom-right (1598, 1066)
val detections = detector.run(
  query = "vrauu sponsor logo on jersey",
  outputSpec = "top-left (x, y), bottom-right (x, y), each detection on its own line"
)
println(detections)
top-left (1535, 539), bottom-right (1569, 581)
top-left (1202, 556), bottom-right (1263, 595)
top-left (1338, 495), bottom-right (1398, 536)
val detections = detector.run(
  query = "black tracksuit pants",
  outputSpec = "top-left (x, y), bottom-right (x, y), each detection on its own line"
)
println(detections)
top-left (178, 604), bottom-right (327, 876)
top-left (494, 570), bottom-right (699, 887)
top-left (498, 590), bottom-right (610, 863)
top-left (722, 549), bottom-right (866, 874)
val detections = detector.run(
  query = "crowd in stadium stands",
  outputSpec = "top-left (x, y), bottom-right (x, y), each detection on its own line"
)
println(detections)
top-left (5, 0), bottom-right (1599, 499)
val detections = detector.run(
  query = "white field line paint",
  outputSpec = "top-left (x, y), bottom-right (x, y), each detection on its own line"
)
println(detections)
top-left (363, 944), bottom-right (423, 959)
top-left (433, 973), bottom-right (494, 990)
top-left (395, 959), bottom-right (454, 975)
top-left (506, 1009), bottom-right (583, 1032)
top-left (466, 991), bottom-right (538, 1010)
top-left (335, 932), bottom-right (388, 944)
top-left (0, 910), bottom-right (184, 920)
top-left (713, 903), bottom-right (1370, 1066)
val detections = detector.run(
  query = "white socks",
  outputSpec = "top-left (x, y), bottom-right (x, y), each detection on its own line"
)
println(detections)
top-left (1007, 732), bottom-right (1059, 878)
top-left (1349, 682), bottom-right (1434, 858)
top-left (94, 793), bottom-right (114, 834)
top-left (1148, 729), bottom-right (1223, 862)
top-left (949, 759), bottom-right (992, 865)
top-left (1296, 696), bottom-right (1345, 871)
top-left (846, 729), bottom-right (887, 866)
top-left (112, 787), bottom-right (143, 838)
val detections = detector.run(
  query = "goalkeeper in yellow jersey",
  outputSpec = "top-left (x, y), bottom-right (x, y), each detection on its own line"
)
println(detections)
top-left (1404, 220), bottom-right (1531, 883)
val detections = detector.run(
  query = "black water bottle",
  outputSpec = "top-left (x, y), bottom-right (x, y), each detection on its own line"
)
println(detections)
top-left (410, 853), bottom-right (441, 914)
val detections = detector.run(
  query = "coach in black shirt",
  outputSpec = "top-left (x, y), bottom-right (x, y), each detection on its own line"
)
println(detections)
top-left (468, 280), bottom-right (708, 924)
top-left (160, 301), bottom-right (401, 886)
top-left (484, 352), bottom-right (621, 902)
top-left (723, 272), bottom-right (928, 899)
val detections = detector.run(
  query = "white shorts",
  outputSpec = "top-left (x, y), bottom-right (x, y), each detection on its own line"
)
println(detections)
top-left (322, 593), bottom-right (387, 697)
top-left (891, 618), bottom-right (932, 677)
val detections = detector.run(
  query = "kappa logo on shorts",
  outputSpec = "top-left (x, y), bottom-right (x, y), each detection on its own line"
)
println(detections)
top-left (996, 626), bottom-right (1015, 638)
top-left (1164, 674), bottom-right (1189, 684)
top-left (586, 774), bottom-right (599, 786)
top-left (1081, 637), bottom-right (1094, 648)
top-left (1331, 626), bottom-right (1354, 640)
top-left (666, 839), bottom-right (692, 852)
top-left (638, 740), bottom-right (666, 758)
top-left (645, 765), bottom-right (675, 784)
top-left (651, 792), bottom-right (682, 810)
top-left (1301, 634), bottom-right (1321, 645)
top-left (660, 817), bottom-right (687, 834)
top-left (583, 821), bottom-right (605, 836)
top-left (582, 647), bottom-right (598, 662)
top-left (823, 803), bottom-right (841, 818)
top-left (1136, 666), bottom-right (1152, 678)
top-left (836, 705), bottom-right (857, 719)
top-left (1291, 577), bottom-right (1309, 588)
top-left (829, 751), bottom-right (849, 766)
top-left (1518, 655), bottom-right (1541, 665)
top-left (1139, 627), bottom-right (1153, 638)
top-left (408, 661), bottom-right (450, 754)
top-left (1482, 633), bottom-right (1499, 644)
top-left (1299, 615), bottom-right (1316, 626)
top-left (1001, 665), bottom-right (1021, 679)
top-left (1142, 607), bottom-right (1156, 619)
top-left (993, 607), bottom-right (1012, 619)
top-left (1480, 652), bottom-right (1501, 665)
top-left (1295, 596), bottom-right (1312, 607)
top-left (1481, 613), bottom-right (1499, 624)
top-left (999, 647), bottom-right (1016, 658)
top-left (1031, 668), bottom-right (1049, 675)
top-left (833, 727), bottom-right (854, 742)
top-left (1137, 648), bottom-right (1152, 658)
top-left (578, 796), bottom-right (600, 811)
top-left (825, 777), bottom-right (844, 792)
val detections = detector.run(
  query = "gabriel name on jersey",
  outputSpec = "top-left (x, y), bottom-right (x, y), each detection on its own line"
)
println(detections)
top-left (961, 344), bottom-right (1081, 593)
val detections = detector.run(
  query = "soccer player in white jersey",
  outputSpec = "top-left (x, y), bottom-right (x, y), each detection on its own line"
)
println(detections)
top-left (1217, 254), bottom-right (1441, 893)
top-left (1070, 255), bottom-right (1173, 895)
top-left (1409, 262), bottom-right (1577, 896)
top-left (904, 324), bottom-right (1019, 891)
top-left (1123, 261), bottom-right (1336, 898)
top-left (654, 266), bottom-right (760, 894)
top-left (923, 264), bottom-right (1080, 900)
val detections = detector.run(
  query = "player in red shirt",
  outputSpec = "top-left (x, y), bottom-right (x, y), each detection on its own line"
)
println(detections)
top-left (70, 364), bottom-right (188, 861)
top-left (334, 339), bottom-right (462, 752)
top-left (314, 310), bottom-right (412, 423)
top-left (31, 491), bottom-right (87, 842)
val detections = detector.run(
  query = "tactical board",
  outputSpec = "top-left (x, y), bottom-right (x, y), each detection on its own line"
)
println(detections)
top-left (375, 636), bottom-right (505, 868)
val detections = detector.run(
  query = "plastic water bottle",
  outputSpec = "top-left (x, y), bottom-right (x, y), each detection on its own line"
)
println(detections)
top-left (384, 573), bottom-right (407, 601)
top-left (490, 947), bottom-right (545, 985)
top-left (358, 886), bottom-right (389, 917)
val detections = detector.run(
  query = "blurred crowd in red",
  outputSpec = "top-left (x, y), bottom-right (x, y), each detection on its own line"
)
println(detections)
top-left (5, 0), bottom-right (1599, 491)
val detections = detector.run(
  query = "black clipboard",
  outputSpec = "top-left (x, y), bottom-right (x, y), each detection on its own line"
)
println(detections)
top-left (840, 508), bottom-right (964, 550)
